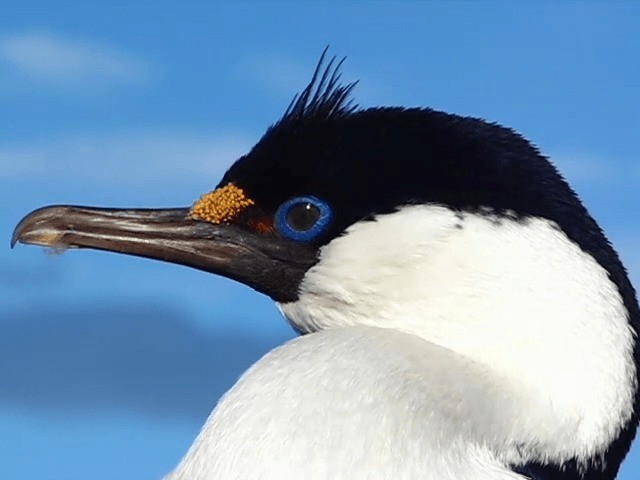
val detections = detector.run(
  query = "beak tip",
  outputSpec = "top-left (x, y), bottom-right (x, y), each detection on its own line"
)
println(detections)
top-left (11, 215), bottom-right (29, 249)
top-left (10, 206), bottom-right (69, 250)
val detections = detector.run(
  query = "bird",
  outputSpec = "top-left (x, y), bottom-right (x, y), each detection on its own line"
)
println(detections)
top-left (11, 51), bottom-right (639, 480)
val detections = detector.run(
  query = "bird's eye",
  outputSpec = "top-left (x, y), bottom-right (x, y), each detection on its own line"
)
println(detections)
top-left (275, 196), bottom-right (332, 242)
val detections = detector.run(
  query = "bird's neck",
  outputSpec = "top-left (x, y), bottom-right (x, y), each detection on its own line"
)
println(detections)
top-left (279, 205), bottom-right (636, 467)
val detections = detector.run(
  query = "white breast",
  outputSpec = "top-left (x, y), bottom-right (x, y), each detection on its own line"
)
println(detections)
top-left (166, 326), bottom-right (528, 480)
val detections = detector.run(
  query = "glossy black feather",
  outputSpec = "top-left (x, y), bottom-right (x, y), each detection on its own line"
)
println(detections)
top-left (276, 47), bottom-right (358, 128)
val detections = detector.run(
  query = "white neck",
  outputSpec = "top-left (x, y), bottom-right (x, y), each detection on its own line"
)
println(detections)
top-left (280, 205), bottom-right (636, 466)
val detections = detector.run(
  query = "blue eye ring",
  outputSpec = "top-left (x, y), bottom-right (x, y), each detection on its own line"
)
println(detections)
top-left (275, 196), bottom-right (332, 242)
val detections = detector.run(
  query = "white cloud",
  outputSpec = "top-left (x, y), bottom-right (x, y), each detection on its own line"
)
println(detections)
top-left (0, 130), bottom-right (251, 184)
top-left (0, 32), bottom-right (149, 85)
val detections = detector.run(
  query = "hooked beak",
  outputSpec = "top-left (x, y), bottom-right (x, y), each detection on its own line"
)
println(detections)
top-left (11, 205), bottom-right (317, 302)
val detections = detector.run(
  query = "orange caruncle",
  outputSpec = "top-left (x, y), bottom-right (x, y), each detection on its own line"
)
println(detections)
top-left (190, 183), bottom-right (255, 224)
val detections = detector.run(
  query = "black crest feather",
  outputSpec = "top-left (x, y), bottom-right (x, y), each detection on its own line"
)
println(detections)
top-left (278, 47), bottom-right (358, 126)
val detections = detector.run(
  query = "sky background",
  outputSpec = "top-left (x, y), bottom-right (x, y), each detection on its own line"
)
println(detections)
top-left (1, 1), bottom-right (639, 479)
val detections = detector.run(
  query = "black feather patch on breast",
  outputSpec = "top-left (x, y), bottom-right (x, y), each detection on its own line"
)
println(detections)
top-left (512, 461), bottom-right (618, 480)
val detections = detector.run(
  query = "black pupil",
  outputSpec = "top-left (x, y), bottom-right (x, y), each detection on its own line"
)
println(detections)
top-left (286, 202), bottom-right (321, 232)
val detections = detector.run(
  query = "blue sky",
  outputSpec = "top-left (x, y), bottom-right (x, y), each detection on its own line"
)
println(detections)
top-left (1, 2), bottom-right (639, 479)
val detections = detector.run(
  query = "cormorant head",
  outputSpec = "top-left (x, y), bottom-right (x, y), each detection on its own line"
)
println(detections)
top-left (12, 51), bottom-right (639, 479)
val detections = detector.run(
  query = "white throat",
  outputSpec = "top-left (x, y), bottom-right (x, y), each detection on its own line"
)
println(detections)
top-left (279, 204), bottom-right (636, 465)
